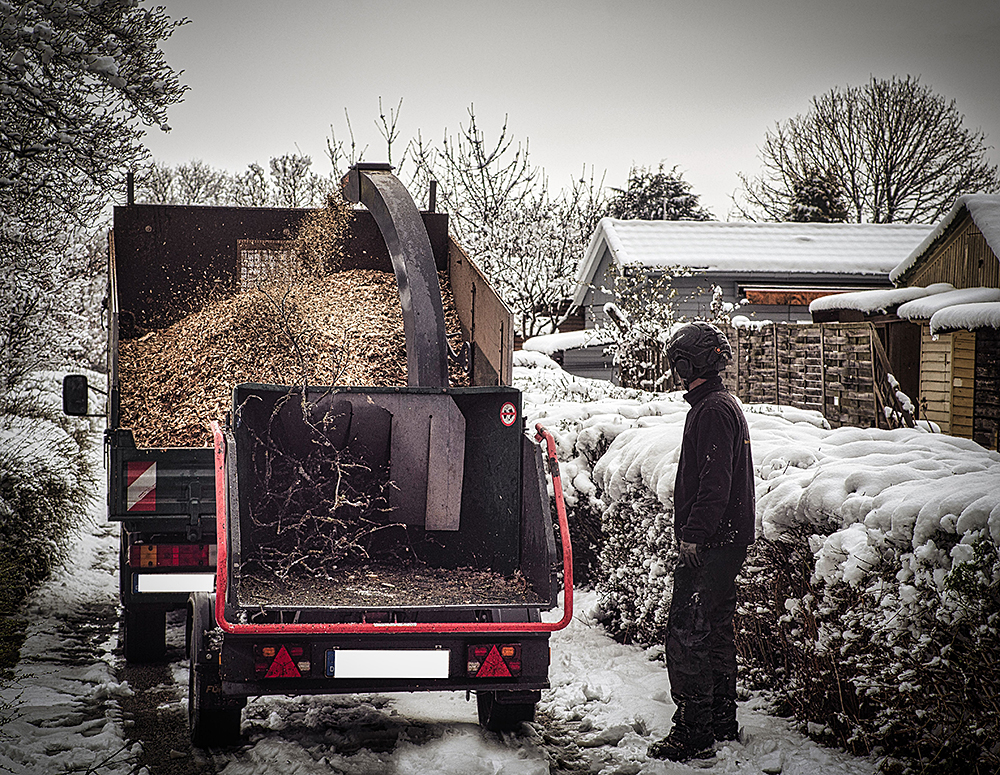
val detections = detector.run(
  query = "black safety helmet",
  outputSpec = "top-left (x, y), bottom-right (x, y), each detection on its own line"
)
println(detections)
top-left (666, 322), bottom-right (732, 383)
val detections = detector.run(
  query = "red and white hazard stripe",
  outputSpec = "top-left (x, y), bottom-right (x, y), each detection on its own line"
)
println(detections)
top-left (127, 461), bottom-right (156, 511)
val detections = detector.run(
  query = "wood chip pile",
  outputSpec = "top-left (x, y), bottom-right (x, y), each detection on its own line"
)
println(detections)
top-left (119, 269), bottom-right (467, 447)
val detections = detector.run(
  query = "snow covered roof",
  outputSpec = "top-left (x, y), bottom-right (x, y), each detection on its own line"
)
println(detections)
top-left (809, 283), bottom-right (955, 315)
top-left (808, 284), bottom-right (1000, 331)
top-left (573, 218), bottom-right (933, 307)
top-left (897, 286), bottom-right (1000, 322)
top-left (930, 302), bottom-right (1000, 333)
top-left (889, 194), bottom-right (1000, 284)
top-left (521, 328), bottom-right (615, 355)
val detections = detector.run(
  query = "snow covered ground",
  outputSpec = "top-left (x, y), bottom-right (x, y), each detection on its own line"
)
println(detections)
top-left (12, 355), bottom-right (995, 773)
top-left (0, 498), bottom-right (880, 775)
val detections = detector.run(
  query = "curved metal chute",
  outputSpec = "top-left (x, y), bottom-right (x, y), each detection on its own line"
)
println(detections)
top-left (342, 163), bottom-right (449, 388)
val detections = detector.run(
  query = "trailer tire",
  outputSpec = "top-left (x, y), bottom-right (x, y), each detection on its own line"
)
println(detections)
top-left (122, 607), bottom-right (166, 663)
top-left (188, 593), bottom-right (242, 748)
top-left (119, 528), bottom-right (167, 663)
top-left (476, 690), bottom-right (538, 732)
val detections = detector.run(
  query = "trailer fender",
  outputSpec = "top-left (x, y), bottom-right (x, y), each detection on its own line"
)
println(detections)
top-left (187, 592), bottom-right (243, 747)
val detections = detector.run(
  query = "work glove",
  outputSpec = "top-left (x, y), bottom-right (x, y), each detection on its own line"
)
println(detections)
top-left (678, 540), bottom-right (702, 568)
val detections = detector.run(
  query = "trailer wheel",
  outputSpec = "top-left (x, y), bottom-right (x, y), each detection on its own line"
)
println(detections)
top-left (476, 690), bottom-right (538, 732)
top-left (119, 528), bottom-right (166, 663)
top-left (122, 607), bottom-right (166, 663)
top-left (188, 593), bottom-right (242, 748)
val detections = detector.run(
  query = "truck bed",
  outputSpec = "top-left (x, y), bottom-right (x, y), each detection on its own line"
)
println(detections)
top-left (236, 563), bottom-right (544, 608)
top-left (118, 268), bottom-right (467, 448)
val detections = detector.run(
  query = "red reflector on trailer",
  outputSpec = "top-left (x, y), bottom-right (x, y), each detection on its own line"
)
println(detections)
top-left (264, 646), bottom-right (301, 679)
top-left (468, 644), bottom-right (524, 678)
top-left (477, 646), bottom-right (512, 677)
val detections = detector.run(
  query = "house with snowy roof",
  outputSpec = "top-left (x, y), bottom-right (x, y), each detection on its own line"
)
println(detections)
top-left (810, 194), bottom-right (1000, 450)
top-left (570, 219), bottom-right (934, 327)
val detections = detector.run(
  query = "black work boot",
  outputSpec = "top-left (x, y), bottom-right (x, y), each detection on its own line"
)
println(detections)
top-left (647, 735), bottom-right (716, 762)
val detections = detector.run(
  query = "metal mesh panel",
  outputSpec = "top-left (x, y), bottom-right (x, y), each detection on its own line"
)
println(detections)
top-left (237, 239), bottom-right (299, 291)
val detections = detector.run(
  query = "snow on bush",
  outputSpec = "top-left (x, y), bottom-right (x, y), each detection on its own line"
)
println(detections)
top-left (514, 352), bottom-right (1000, 773)
top-left (0, 371), bottom-right (102, 601)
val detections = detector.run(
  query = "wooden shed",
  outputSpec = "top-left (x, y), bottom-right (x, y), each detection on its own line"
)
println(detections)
top-left (808, 195), bottom-right (1000, 449)
top-left (889, 195), bottom-right (1000, 448)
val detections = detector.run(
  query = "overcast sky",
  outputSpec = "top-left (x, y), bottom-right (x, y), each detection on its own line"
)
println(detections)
top-left (141, 0), bottom-right (1000, 219)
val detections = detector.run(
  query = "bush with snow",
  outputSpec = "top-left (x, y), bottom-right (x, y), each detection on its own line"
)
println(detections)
top-left (0, 371), bottom-right (101, 609)
top-left (514, 352), bottom-right (1000, 773)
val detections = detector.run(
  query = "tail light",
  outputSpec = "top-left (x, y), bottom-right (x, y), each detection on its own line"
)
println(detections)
top-left (129, 543), bottom-right (216, 569)
top-left (254, 644), bottom-right (310, 678)
top-left (467, 643), bottom-right (521, 678)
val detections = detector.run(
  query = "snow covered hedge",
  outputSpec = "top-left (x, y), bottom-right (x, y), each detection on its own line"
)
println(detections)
top-left (0, 371), bottom-right (101, 606)
top-left (514, 351), bottom-right (1000, 773)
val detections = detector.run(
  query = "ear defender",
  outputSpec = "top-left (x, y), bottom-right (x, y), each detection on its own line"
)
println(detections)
top-left (672, 355), bottom-right (693, 382)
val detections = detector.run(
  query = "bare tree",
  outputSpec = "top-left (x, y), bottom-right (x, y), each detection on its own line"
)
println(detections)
top-left (737, 76), bottom-right (1000, 223)
top-left (430, 107), bottom-right (538, 234)
top-left (269, 153), bottom-right (331, 208)
top-left (233, 163), bottom-right (272, 207)
top-left (137, 161), bottom-right (180, 204)
top-left (411, 108), bottom-right (609, 336)
top-left (137, 159), bottom-right (233, 205)
top-left (175, 159), bottom-right (232, 205)
top-left (1, 0), bottom-right (187, 265)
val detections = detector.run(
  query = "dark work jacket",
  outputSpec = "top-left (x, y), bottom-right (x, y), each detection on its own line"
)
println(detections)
top-left (673, 374), bottom-right (755, 547)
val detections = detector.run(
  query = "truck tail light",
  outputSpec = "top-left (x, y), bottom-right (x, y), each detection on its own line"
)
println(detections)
top-left (467, 643), bottom-right (521, 678)
top-left (129, 543), bottom-right (216, 569)
top-left (254, 644), bottom-right (310, 678)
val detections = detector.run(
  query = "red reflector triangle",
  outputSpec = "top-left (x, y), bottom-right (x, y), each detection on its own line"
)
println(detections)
top-left (476, 645), bottom-right (512, 678)
top-left (265, 646), bottom-right (301, 679)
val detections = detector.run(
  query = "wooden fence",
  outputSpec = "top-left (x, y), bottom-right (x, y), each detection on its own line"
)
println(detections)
top-left (623, 322), bottom-right (915, 430)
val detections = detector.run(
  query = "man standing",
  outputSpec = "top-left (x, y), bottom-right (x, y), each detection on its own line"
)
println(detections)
top-left (648, 322), bottom-right (756, 763)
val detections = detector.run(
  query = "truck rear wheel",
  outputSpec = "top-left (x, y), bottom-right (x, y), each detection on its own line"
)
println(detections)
top-left (122, 607), bottom-right (166, 663)
top-left (476, 690), bottom-right (538, 732)
top-left (188, 593), bottom-right (242, 748)
top-left (119, 528), bottom-right (167, 663)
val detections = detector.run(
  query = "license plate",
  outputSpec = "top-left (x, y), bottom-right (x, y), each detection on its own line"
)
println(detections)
top-left (134, 573), bottom-right (215, 593)
top-left (325, 649), bottom-right (450, 678)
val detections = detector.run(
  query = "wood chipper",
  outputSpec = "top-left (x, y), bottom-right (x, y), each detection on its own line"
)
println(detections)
top-left (187, 164), bottom-right (573, 747)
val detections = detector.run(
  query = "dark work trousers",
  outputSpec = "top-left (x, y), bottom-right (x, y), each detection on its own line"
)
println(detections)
top-left (665, 543), bottom-right (748, 748)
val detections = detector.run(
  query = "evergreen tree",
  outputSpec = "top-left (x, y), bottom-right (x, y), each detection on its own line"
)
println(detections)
top-left (783, 168), bottom-right (849, 222)
top-left (608, 163), bottom-right (712, 221)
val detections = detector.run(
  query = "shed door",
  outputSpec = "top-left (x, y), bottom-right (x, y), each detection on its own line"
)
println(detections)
top-left (950, 330), bottom-right (976, 439)
top-left (919, 325), bottom-right (952, 432)
top-left (919, 325), bottom-right (975, 438)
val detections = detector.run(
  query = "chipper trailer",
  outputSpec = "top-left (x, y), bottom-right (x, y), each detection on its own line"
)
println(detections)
top-left (174, 165), bottom-right (574, 746)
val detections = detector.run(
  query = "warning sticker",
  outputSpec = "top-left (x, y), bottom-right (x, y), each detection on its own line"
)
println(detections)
top-left (500, 402), bottom-right (517, 427)
top-left (127, 461), bottom-right (156, 511)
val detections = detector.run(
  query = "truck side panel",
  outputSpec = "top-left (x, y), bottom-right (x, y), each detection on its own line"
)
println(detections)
top-left (448, 239), bottom-right (514, 387)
